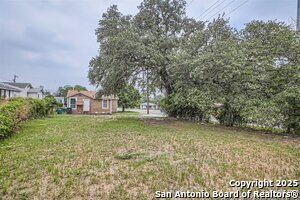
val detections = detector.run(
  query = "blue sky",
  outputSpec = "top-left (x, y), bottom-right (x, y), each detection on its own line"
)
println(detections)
top-left (0, 0), bottom-right (297, 92)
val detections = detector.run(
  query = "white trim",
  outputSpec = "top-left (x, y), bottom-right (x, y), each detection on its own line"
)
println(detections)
top-left (70, 97), bottom-right (77, 109)
top-left (110, 99), bottom-right (112, 114)
top-left (102, 99), bottom-right (108, 109)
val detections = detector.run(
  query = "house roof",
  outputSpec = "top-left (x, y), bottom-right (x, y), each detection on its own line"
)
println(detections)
top-left (2, 82), bottom-right (32, 89)
top-left (67, 90), bottom-right (97, 99)
top-left (0, 82), bottom-right (22, 91)
top-left (28, 87), bottom-right (44, 94)
top-left (66, 90), bottom-right (117, 100)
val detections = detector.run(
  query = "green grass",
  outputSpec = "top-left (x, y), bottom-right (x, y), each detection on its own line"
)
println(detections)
top-left (113, 111), bottom-right (140, 116)
top-left (0, 115), bottom-right (299, 199)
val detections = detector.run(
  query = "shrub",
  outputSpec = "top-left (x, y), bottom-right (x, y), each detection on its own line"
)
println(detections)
top-left (161, 88), bottom-right (212, 121)
top-left (0, 97), bottom-right (52, 139)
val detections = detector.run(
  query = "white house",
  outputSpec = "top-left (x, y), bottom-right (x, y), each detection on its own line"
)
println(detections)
top-left (2, 82), bottom-right (45, 99)
top-left (27, 87), bottom-right (45, 99)
top-left (0, 82), bottom-right (21, 99)
top-left (140, 102), bottom-right (159, 110)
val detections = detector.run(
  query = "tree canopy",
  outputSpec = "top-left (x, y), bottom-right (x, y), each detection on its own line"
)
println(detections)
top-left (55, 85), bottom-right (87, 97)
top-left (89, 0), bottom-right (300, 134)
top-left (117, 84), bottom-right (141, 112)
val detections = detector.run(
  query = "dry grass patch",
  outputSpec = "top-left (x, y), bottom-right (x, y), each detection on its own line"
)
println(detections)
top-left (0, 115), bottom-right (299, 199)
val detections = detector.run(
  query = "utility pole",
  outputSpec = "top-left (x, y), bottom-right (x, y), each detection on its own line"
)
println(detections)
top-left (12, 75), bottom-right (18, 83)
top-left (297, 0), bottom-right (300, 31)
top-left (146, 69), bottom-right (150, 115)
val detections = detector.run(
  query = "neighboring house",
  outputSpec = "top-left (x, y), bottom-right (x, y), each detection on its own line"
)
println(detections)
top-left (66, 90), bottom-right (118, 114)
top-left (0, 82), bottom-right (21, 99)
top-left (3, 82), bottom-right (32, 97)
top-left (2, 82), bottom-right (45, 99)
top-left (140, 102), bottom-right (159, 110)
top-left (27, 86), bottom-right (45, 99)
top-left (54, 97), bottom-right (65, 106)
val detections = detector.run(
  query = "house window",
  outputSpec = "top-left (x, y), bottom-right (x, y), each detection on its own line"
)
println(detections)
top-left (70, 98), bottom-right (76, 108)
top-left (102, 99), bottom-right (108, 109)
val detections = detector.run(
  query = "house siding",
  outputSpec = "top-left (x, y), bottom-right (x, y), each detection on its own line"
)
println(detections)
top-left (28, 92), bottom-right (44, 99)
top-left (16, 86), bottom-right (31, 97)
top-left (90, 99), bottom-right (102, 113)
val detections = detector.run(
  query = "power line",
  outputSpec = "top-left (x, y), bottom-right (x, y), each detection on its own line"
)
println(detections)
top-left (195, 0), bottom-right (223, 19)
top-left (224, 0), bottom-right (248, 18)
top-left (205, 0), bottom-right (236, 21)
top-left (198, 0), bottom-right (228, 20)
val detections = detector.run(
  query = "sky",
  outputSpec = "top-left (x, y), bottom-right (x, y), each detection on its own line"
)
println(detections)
top-left (0, 0), bottom-right (297, 92)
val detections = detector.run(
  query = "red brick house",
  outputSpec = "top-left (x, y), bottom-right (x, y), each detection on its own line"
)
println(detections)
top-left (66, 90), bottom-right (118, 114)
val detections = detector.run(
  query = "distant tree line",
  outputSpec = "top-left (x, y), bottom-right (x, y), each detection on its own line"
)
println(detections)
top-left (55, 85), bottom-right (87, 97)
top-left (88, 0), bottom-right (299, 133)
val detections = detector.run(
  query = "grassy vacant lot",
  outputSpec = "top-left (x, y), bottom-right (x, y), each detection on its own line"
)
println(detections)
top-left (0, 115), bottom-right (299, 199)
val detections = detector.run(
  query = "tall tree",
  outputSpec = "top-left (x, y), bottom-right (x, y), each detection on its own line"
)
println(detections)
top-left (88, 0), bottom-right (202, 116)
top-left (88, 1), bottom-right (299, 133)
top-left (240, 20), bottom-right (300, 132)
top-left (88, 5), bottom-right (136, 93)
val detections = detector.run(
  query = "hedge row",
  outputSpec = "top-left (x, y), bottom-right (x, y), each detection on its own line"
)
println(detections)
top-left (0, 97), bottom-right (54, 139)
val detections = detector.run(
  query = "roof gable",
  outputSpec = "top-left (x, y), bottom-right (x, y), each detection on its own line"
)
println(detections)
top-left (66, 90), bottom-right (97, 99)
top-left (3, 82), bottom-right (32, 89)
top-left (66, 90), bottom-right (118, 100)
top-left (0, 82), bottom-right (22, 91)
top-left (28, 87), bottom-right (44, 94)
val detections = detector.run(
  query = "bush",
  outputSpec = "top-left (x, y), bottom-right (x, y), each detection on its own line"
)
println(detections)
top-left (0, 97), bottom-right (52, 139)
top-left (214, 101), bottom-right (245, 127)
top-left (161, 88), bottom-right (212, 121)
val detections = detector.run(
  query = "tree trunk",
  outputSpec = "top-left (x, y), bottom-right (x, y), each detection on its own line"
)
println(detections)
top-left (122, 105), bottom-right (125, 112)
top-left (146, 69), bottom-right (150, 115)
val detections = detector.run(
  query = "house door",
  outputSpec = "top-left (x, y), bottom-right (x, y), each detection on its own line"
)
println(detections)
top-left (83, 99), bottom-right (90, 112)
top-left (77, 105), bottom-right (83, 113)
